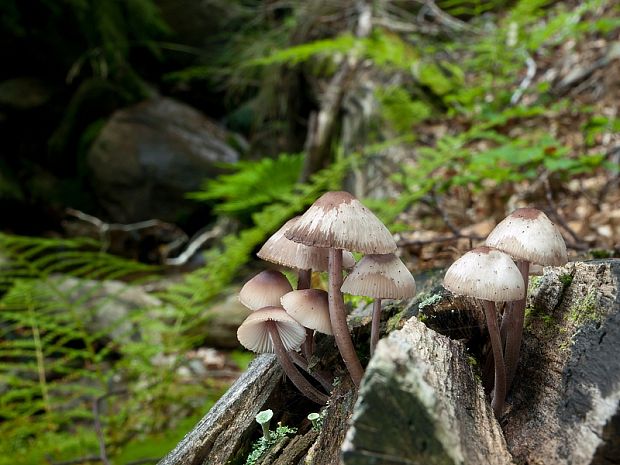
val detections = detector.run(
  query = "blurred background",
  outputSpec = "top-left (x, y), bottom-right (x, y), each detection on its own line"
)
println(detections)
top-left (0, 0), bottom-right (618, 463)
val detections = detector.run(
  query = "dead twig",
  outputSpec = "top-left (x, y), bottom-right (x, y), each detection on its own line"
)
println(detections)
top-left (163, 218), bottom-right (231, 266)
top-left (511, 54), bottom-right (537, 105)
top-left (93, 390), bottom-right (128, 465)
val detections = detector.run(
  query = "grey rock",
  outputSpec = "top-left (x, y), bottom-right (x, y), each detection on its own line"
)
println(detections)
top-left (52, 276), bottom-right (166, 346)
top-left (342, 317), bottom-right (512, 465)
top-left (87, 97), bottom-right (239, 223)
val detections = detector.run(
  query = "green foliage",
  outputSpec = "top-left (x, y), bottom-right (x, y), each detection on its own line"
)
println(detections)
top-left (245, 423), bottom-right (298, 465)
top-left (188, 154), bottom-right (305, 216)
top-left (0, 233), bottom-right (228, 463)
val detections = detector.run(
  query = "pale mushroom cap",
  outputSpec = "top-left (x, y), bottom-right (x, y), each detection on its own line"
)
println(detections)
top-left (257, 217), bottom-right (355, 271)
top-left (485, 208), bottom-right (568, 266)
top-left (239, 270), bottom-right (293, 310)
top-left (281, 289), bottom-right (332, 335)
top-left (285, 191), bottom-right (397, 254)
top-left (237, 306), bottom-right (306, 353)
top-left (443, 246), bottom-right (525, 302)
top-left (341, 253), bottom-right (416, 299)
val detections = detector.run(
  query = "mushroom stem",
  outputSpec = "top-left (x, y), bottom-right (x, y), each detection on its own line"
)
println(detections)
top-left (297, 269), bottom-right (312, 290)
top-left (266, 322), bottom-right (328, 404)
top-left (501, 260), bottom-right (530, 390)
top-left (328, 248), bottom-right (364, 387)
top-left (482, 299), bottom-right (506, 418)
top-left (297, 269), bottom-right (314, 358)
top-left (288, 351), bottom-right (334, 393)
top-left (370, 299), bottom-right (382, 357)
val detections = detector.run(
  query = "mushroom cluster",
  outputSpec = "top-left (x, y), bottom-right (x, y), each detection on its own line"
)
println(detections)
top-left (443, 207), bottom-right (567, 418)
top-left (236, 191), bottom-right (416, 402)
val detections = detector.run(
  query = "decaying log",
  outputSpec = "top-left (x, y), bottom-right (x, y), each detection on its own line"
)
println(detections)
top-left (341, 317), bottom-right (513, 465)
top-left (159, 259), bottom-right (620, 465)
top-left (158, 355), bottom-right (281, 465)
top-left (504, 260), bottom-right (620, 465)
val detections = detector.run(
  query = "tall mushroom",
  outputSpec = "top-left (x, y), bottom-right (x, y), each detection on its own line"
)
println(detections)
top-left (237, 307), bottom-right (328, 404)
top-left (341, 253), bottom-right (416, 356)
top-left (443, 246), bottom-right (525, 418)
top-left (258, 217), bottom-right (355, 290)
top-left (485, 208), bottom-right (567, 389)
top-left (285, 191), bottom-right (397, 387)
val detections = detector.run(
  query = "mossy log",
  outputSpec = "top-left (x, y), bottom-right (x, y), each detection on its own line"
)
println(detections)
top-left (158, 259), bottom-right (620, 465)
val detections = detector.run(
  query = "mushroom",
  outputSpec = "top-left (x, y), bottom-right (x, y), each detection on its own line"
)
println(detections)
top-left (237, 307), bottom-right (328, 404)
top-left (258, 216), bottom-right (355, 290)
top-left (258, 217), bottom-right (354, 357)
top-left (285, 191), bottom-right (397, 387)
top-left (485, 208), bottom-right (567, 389)
top-left (341, 253), bottom-right (416, 356)
top-left (239, 269), bottom-right (293, 311)
top-left (443, 246), bottom-right (525, 418)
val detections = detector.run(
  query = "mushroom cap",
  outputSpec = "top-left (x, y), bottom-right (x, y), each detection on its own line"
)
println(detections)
top-left (443, 246), bottom-right (525, 302)
top-left (285, 191), bottom-right (397, 254)
top-left (280, 289), bottom-right (332, 335)
top-left (485, 208), bottom-right (568, 266)
top-left (258, 217), bottom-right (356, 271)
top-left (239, 270), bottom-right (293, 310)
top-left (341, 253), bottom-right (416, 299)
top-left (237, 306), bottom-right (306, 353)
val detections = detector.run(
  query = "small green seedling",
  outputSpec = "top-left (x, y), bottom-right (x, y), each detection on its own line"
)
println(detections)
top-left (255, 409), bottom-right (274, 440)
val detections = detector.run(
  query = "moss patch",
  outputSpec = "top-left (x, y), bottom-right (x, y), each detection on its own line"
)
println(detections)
top-left (567, 290), bottom-right (603, 326)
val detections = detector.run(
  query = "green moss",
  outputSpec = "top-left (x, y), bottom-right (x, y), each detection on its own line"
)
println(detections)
top-left (567, 290), bottom-right (603, 326)
top-left (558, 273), bottom-right (573, 286)
top-left (590, 249), bottom-right (614, 259)
top-left (528, 275), bottom-right (542, 291)
top-left (418, 293), bottom-right (442, 310)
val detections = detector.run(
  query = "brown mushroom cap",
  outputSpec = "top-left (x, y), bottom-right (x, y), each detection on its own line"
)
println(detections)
top-left (236, 306), bottom-right (306, 353)
top-left (443, 246), bottom-right (525, 302)
top-left (258, 217), bottom-right (355, 271)
top-left (239, 270), bottom-right (293, 310)
top-left (341, 253), bottom-right (416, 299)
top-left (285, 191), bottom-right (397, 254)
top-left (280, 289), bottom-right (332, 335)
top-left (485, 208), bottom-right (568, 266)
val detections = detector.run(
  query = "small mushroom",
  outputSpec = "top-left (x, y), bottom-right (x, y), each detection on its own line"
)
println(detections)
top-left (485, 208), bottom-right (567, 389)
top-left (239, 269), bottom-right (293, 311)
top-left (341, 253), bottom-right (416, 356)
top-left (237, 307), bottom-right (328, 404)
top-left (443, 246), bottom-right (525, 418)
top-left (258, 217), bottom-right (353, 356)
top-left (286, 191), bottom-right (397, 387)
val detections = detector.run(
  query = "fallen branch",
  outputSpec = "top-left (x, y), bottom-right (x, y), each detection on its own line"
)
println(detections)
top-left (511, 53), bottom-right (537, 105)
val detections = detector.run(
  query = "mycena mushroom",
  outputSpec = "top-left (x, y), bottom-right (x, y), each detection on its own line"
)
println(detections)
top-left (285, 191), bottom-right (397, 387)
top-left (485, 208), bottom-right (567, 390)
top-left (341, 253), bottom-right (416, 356)
top-left (237, 307), bottom-right (328, 404)
top-left (443, 246), bottom-right (525, 418)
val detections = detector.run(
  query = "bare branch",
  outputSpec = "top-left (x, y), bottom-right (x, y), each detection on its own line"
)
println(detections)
top-left (511, 54), bottom-right (537, 105)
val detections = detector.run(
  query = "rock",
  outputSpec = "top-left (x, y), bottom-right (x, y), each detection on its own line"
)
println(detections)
top-left (87, 97), bottom-right (239, 223)
top-left (52, 276), bottom-right (166, 346)
top-left (342, 317), bottom-right (512, 465)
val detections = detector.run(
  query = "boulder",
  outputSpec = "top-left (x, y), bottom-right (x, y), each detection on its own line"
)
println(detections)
top-left (87, 97), bottom-right (239, 223)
